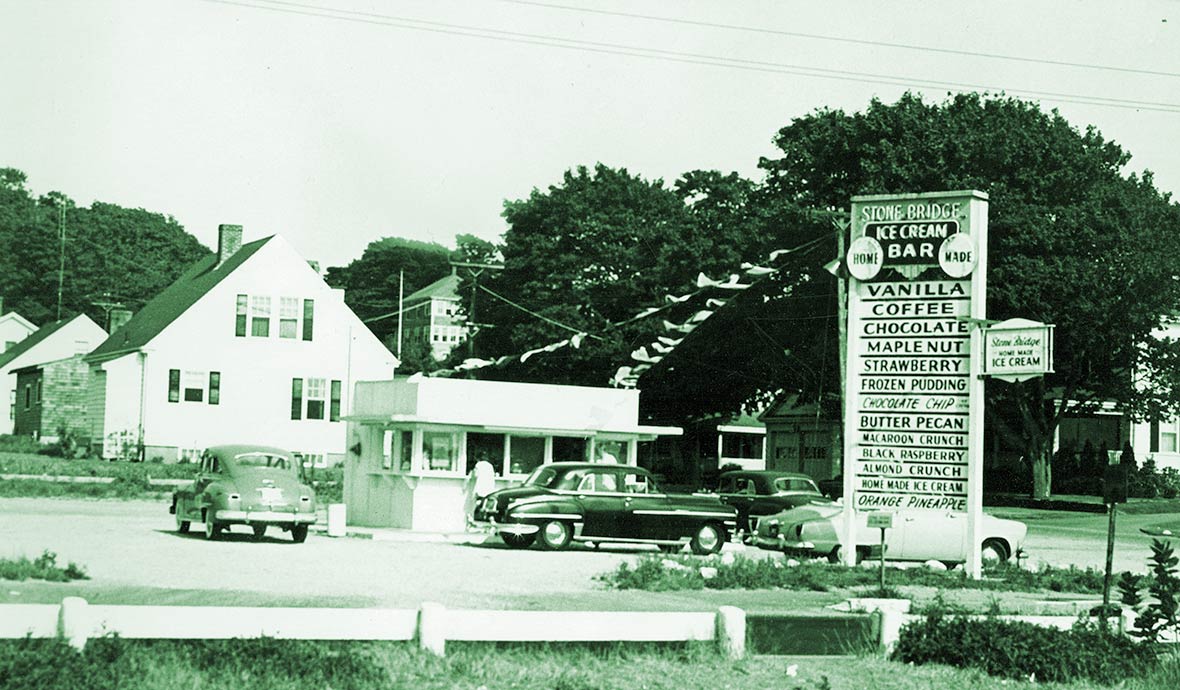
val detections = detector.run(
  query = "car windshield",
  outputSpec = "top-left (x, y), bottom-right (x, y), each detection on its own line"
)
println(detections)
top-left (523, 466), bottom-right (559, 488)
top-left (233, 452), bottom-right (292, 470)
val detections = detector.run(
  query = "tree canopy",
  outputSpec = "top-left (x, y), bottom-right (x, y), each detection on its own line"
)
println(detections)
top-left (0, 168), bottom-right (209, 328)
top-left (758, 92), bottom-right (1180, 497)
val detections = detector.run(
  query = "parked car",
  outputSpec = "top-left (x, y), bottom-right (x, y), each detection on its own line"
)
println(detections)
top-left (170, 445), bottom-right (317, 542)
top-left (713, 470), bottom-right (833, 536)
top-left (817, 475), bottom-right (844, 500)
top-left (472, 462), bottom-right (738, 554)
top-left (752, 502), bottom-right (1027, 565)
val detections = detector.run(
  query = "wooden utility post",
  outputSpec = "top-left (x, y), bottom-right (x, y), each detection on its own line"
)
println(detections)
top-left (450, 261), bottom-right (504, 362)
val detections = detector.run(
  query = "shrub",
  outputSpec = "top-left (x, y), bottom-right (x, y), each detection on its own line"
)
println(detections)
top-left (892, 609), bottom-right (1158, 684)
top-left (0, 550), bottom-right (89, 582)
top-left (1120, 538), bottom-right (1180, 643)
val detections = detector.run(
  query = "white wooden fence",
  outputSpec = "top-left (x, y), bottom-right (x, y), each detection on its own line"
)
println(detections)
top-left (2, 599), bottom-right (1168, 657)
top-left (0, 598), bottom-right (746, 658)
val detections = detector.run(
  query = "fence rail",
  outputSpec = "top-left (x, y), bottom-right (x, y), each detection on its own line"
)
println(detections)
top-left (2, 599), bottom-right (1171, 657)
top-left (0, 599), bottom-right (747, 658)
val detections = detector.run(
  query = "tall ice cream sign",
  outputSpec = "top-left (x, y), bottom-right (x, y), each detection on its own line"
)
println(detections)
top-left (842, 191), bottom-right (989, 576)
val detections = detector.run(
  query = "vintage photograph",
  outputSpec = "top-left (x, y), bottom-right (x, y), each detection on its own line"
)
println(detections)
top-left (1, 1), bottom-right (1179, 688)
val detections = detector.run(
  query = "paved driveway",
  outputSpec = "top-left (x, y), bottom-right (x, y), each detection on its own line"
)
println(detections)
top-left (3, 498), bottom-right (1174, 610)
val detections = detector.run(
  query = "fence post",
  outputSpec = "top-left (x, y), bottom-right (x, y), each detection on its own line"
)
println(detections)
top-left (418, 602), bottom-right (446, 657)
top-left (715, 606), bottom-right (746, 659)
top-left (57, 597), bottom-right (90, 651)
top-left (877, 608), bottom-right (904, 654)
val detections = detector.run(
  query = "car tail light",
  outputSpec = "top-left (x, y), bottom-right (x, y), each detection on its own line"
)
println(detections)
top-left (229, 493), bottom-right (241, 501)
top-left (795, 524), bottom-right (804, 538)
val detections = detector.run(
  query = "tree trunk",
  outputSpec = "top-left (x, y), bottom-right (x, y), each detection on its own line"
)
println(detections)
top-left (1030, 441), bottom-right (1053, 500)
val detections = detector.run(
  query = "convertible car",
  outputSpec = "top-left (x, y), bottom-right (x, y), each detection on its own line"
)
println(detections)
top-left (472, 462), bottom-right (738, 554)
top-left (170, 445), bottom-right (317, 542)
top-left (753, 502), bottom-right (1027, 565)
top-left (714, 470), bottom-right (832, 536)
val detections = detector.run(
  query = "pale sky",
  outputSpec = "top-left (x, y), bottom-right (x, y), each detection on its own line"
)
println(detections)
top-left (2, 0), bottom-right (1177, 269)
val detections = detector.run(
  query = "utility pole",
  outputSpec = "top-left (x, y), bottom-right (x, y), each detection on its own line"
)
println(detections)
top-left (450, 260), bottom-right (503, 361)
top-left (56, 202), bottom-right (66, 320)
top-left (396, 270), bottom-right (404, 360)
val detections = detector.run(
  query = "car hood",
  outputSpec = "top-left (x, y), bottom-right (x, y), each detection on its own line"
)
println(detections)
top-left (484, 485), bottom-right (553, 503)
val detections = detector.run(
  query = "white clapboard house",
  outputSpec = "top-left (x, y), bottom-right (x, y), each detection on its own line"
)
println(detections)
top-left (84, 225), bottom-right (397, 465)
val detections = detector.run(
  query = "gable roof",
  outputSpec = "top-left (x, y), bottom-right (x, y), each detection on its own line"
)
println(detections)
top-left (86, 237), bottom-right (272, 362)
top-left (0, 314), bottom-right (85, 370)
top-left (405, 273), bottom-right (459, 304)
top-left (0, 311), bottom-right (37, 334)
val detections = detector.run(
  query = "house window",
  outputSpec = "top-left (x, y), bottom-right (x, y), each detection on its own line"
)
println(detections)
top-left (34, 380), bottom-right (41, 403)
top-left (250, 296), bottom-right (271, 337)
top-left (209, 372), bottom-right (221, 405)
top-left (235, 294), bottom-right (248, 337)
top-left (306, 378), bottom-right (326, 420)
top-left (168, 369), bottom-right (180, 403)
top-left (24, 384), bottom-right (31, 410)
top-left (400, 430), bottom-right (413, 472)
top-left (329, 379), bottom-right (341, 421)
top-left (1161, 421), bottom-right (1179, 453)
top-left (302, 299), bottom-right (314, 341)
top-left (291, 378), bottom-right (302, 420)
top-left (8, 390), bottom-right (13, 419)
top-left (279, 297), bottom-right (299, 339)
top-left (183, 370), bottom-right (204, 402)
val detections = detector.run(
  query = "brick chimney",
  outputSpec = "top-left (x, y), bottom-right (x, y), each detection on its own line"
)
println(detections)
top-left (217, 224), bottom-right (243, 267)
top-left (108, 308), bottom-right (133, 333)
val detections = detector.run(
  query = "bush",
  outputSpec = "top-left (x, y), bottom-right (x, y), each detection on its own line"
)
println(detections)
top-left (0, 550), bottom-right (89, 582)
top-left (892, 610), bottom-right (1158, 684)
top-left (596, 554), bottom-right (1110, 594)
top-left (1129, 457), bottom-right (1180, 499)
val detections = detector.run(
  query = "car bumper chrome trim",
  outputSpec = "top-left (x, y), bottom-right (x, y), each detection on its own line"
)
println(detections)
top-left (215, 510), bottom-right (317, 524)
top-left (631, 510), bottom-right (737, 519)
top-left (472, 519), bottom-right (541, 536)
top-left (752, 535), bottom-right (815, 551)
top-left (506, 512), bottom-right (583, 520)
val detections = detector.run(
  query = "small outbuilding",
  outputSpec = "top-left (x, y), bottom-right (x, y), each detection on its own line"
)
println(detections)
top-left (344, 376), bottom-right (681, 532)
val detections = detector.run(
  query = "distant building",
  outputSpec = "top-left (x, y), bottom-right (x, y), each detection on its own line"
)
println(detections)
top-left (0, 300), bottom-right (37, 354)
top-left (12, 354), bottom-right (91, 443)
top-left (84, 225), bottom-right (398, 464)
top-left (760, 394), bottom-right (841, 480)
top-left (400, 272), bottom-right (466, 360)
top-left (0, 314), bottom-right (106, 436)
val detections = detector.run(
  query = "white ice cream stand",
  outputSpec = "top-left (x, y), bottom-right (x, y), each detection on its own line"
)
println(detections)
top-left (344, 375), bottom-right (681, 532)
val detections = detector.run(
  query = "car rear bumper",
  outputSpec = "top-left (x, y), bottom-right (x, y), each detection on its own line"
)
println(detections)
top-left (752, 534), bottom-right (817, 554)
top-left (214, 510), bottom-right (317, 525)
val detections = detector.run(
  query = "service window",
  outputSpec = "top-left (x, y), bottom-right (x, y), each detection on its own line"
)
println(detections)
top-left (552, 436), bottom-right (588, 463)
top-left (467, 432), bottom-right (506, 475)
top-left (593, 439), bottom-right (628, 464)
top-left (422, 431), bottom-right (459, 473)
top-left (399, 430), bottom-right (413, 472)
top-left (623, 472), bottom-right (652, 494)
top-left (508, 435), bottom-right (545, 476)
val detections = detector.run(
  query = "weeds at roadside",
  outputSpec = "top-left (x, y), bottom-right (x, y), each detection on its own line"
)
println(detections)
top-left (597, 552), bottom-right (1122, 595)
top-left (0, 550), bottom-right (88, 582)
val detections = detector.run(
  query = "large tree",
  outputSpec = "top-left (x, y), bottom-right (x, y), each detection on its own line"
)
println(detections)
top-left (0, 168), bottom-right (208, 327)
top-left (758, 92), bottom-right (1180, 498)
top-left (324, 237), bottom-right (453, 344)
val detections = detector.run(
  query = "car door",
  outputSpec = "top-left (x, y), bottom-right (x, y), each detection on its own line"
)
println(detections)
top-left (193, 452), bottom-right (221, 515)
top-left (573, 468), bottom-right (626, 538)
top-left (619, 470), bottom-right (677, 540)
top-left (719, 475), bottom-right (756, 530)
top-left (894, 510), bottom-right (967, 561)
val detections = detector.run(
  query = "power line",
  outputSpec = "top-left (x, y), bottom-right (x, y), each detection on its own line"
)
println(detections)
top-left (498, 0), bottom-right (1180, 80)
top-left (198, 0), bottom-right (1180, 113)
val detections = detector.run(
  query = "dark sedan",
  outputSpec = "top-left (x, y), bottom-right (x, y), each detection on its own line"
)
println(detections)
top-left (715, 470), bottom-right (832, 536)
top-left (473, 462), bottom-right (738, 554)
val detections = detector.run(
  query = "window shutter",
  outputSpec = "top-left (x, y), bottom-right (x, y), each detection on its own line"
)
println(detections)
top-left (330, 379), bottom-right (341, 421)
top-left (302, 299), bottom-right (314, 341)
top-left (1151, 419), bottom-right (1160, 453)
top-left (209, 372), bottom-right (221, 405)
top-left (168, 369), bottom-right (180, 403)
top-left (291, 378), bottom-right (303, 420)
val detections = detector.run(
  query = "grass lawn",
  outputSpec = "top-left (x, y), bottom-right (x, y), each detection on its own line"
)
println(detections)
top-left (2, 638), bottom-right (1177, 690)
